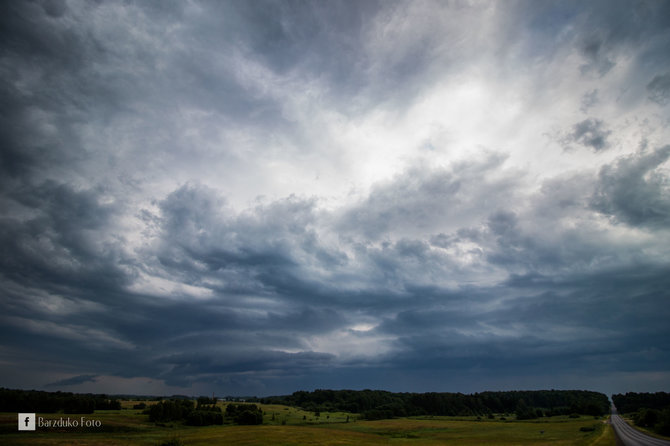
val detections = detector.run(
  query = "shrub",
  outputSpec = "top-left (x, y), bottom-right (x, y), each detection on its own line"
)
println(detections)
top-left (185, 410), bottom-right (223, 426)
top-left (654, 409), bottom-right (670, 436)
top-left (635, 408), bottom-right (660, 428)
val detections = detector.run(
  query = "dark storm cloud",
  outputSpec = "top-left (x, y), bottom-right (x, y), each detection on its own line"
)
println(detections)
top-left (2, 165), bottom-right (669, 393)
top-left (4, 150), bottom-right (661, 392)
top-left (130, 151), bottom-right (670, 387)
top-left (0, 181), bottom-right (129, 296)
top-left (1, 0), bottom-right (669, 396)
top-left (0, 1), bottom-right (128, 179)
top-left (0, 0), bottom-right (305, 192)
top-left (371, 263), bottom-right (670, 378)
top-left (151, 184), bottom-right (335, 302)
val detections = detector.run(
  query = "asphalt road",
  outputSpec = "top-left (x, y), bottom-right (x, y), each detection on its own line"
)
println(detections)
top-left (610, 406), bottom-right (670, 446)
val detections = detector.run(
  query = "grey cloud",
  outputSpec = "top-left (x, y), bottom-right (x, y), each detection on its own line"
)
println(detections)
top-left (592, 145), bottom-right (670, 227)
top-left (487, 210), bottom-right (518, 237)
top-left (579, 35), bottom-right (615, 76)
top-left (373, 264), bottom-right (670, 377)
top-left (566, 118), bottom-right (612, 151)
top-left (647, 72), bottom-right (670, 105)
top-left (580, 89), bottom-right (599, 112)
top-left (337, 153), bottom-right (519, 239)
top-left (0, 181), bottom-right (128, 294)
top-left (152, 184), bottom-right (335, 301)
top-left (41, 0), bottom-right (67, 18)
top-left (570, 0), bottom-right (670, 76)
top-left (375, 307), bottom-right (479, 338)
top-left (0, 0), bottom-right (294, 190)
top-left (47, 374), bottom-right (98, 387)
top-left (158, 350), bottom-right (335, 378)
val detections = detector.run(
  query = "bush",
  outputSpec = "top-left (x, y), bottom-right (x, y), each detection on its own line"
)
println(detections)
top-left (653, 409), bottom-right (670, 436)
top-left (635, 408), bottom-right (660, 428)
top-left (185, 410), bottom-right (223, 426)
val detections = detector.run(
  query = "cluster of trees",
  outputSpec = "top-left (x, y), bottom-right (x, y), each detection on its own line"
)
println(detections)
top-left (613, 392), bottom-right (670, 436)
top-left (612, 392), bottom-right (670, 413)
top-left (148, 400), bottom-right (197, 423)
top-left (225, 404), bottom-right (263, 425)
top-left (633, 408), bottom-right (670, 436)
top-left (0, 388), bottom-right (120, 413)
top-left (148, 399), bottom-right (262, 426)
top-left (257, 389), bottom-right (610, 420)
top-left (148, 399), bottom-right (223, 426)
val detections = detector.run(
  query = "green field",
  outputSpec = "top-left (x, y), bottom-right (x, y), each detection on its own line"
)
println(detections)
top-left (1, 402), bottom-right (617, 446)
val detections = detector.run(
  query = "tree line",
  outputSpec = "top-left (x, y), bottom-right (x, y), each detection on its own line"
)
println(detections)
top-left (147, 399), bottom-right (262, 426)
top-left (256, 389), bottom-right (610, 420)
top-left (612, 392), bottom-right (670, 436)
top-left (0, 387), bottom-right (121, 413)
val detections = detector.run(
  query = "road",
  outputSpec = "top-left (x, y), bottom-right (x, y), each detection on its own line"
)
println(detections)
top-left (610, 406), bottom-right (670, 446)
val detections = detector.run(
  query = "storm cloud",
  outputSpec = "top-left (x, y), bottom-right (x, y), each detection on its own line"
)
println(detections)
top-left (1, 0), bottom-right (669, 397)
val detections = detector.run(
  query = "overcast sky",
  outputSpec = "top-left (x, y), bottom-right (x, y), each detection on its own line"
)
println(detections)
top-left (1, 0), bottom-right (670, 398)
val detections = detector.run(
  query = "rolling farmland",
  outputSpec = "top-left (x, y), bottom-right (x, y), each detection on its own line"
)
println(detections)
top-left (1, 401), bottom-right (618, 446)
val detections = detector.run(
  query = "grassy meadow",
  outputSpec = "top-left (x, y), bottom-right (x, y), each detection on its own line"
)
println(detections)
top-left (1, 401), bottom-right (617, 446)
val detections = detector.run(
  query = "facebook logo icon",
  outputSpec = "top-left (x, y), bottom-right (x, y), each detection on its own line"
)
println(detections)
top-left (18, 413), bottom-right (35, 431)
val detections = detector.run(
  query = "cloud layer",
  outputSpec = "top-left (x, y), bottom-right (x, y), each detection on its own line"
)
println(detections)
top-left (1, 0), bottom-right (669, 396)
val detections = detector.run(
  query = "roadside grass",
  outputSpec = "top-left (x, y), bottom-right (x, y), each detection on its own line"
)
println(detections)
top-left (619, 414), bottom-right (670, 442)
top-left (589, 419), bottom-right (617, 446)
top-left (1, 404), bottom-right (612, 446)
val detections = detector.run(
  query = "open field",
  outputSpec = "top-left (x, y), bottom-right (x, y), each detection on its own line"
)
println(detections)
top-left (1, 403), bottom-right (617, 446)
